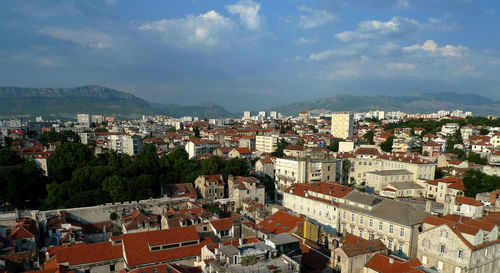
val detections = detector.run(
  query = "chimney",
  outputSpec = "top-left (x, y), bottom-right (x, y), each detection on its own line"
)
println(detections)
top-left (239, 238), bottom-right (243, 246)
top-left (443, 195), bottom-right (451, 215)
top-left (389, 257), bottom-right (395, 265)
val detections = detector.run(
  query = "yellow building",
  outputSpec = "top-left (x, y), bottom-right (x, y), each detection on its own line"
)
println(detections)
top-left (331, 112), bottom-right (354, 139)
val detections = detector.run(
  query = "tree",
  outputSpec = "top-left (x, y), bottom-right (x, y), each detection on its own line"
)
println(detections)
top-left (256, 174), bottom-right (275, 201)
top-left (222, 158), bottom-right (249, 179)
top-left (103, 175), bottom-right (128, 202)
top-left (271, 139), bottom-right (289, 158)
top-left (39, 131), bottom-right (80, 146)
top-left (463, 170), bottom-right (500, 197)
top-left (48, 142), bottom-right (93, 183)
top-left (363, 130), bottom-right (375, 145)
top-left (201, 156), bottom-right (224, 175)
top-left (467, 152), bottom-right (487, 165)
top-left (480, 128), bottom-right (489, 135)
top-left (328, 140), bottom-right (339, 152)
top-left (341, 159), bottom-right (351, 184)
top-left (194, 126), bottom-right (200, 138)
top-left (380, 137), bottom-right (394, 152)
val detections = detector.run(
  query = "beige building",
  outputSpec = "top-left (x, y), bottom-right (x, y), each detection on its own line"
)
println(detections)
top-left (380, 181), bottom-right (425, 198)
top-left (338, 191), bottom-right (429, 259)
top-left (228, 175), bottom-right (265, 208)
top-left (255, 135), bottom-right (278, 154)
top-left (331, 112), bottom-right (354, 139)
top-left (332, 239), bottom-right (387, 273)
top-left (194, 174), bottom-right (225, 200)
top-left (185, 139), bottom-right (220, 159)
top-left (255, 157), bottom-right (275, 178)
top-left (424, 177), bottom-right (465, 204)
top-left (365, 169), bottom-right (413, 192)
top-left (417, 213), bottom-right (500, 273)
top-left (275, 157), bottom-right (338, 190)
top-left (282, 182), bottom-right (354, 233)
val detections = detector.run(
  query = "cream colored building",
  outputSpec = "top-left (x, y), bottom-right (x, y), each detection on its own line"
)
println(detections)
top-left (185, 139), bottom-right (220, 159)
top-left (282, 182), bottom-right (354, 233)
top-left (275, 157), bottom-right (338, 191)
top-left (255, 135), bottom-right (278, 154)
top-left (365, 169), bottom-right (413, 192)
top-left (331, 112), bottom-right (354, 139)
top-left (424, 177), bottom-right (465, 204)
top-left (417, 213), bottom-right (500, 273)
top-left (338, 191), bottom-right (429, 259)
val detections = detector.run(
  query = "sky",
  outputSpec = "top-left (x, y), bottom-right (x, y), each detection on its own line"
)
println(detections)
top-left (1, 0), bottom-right (499, 111)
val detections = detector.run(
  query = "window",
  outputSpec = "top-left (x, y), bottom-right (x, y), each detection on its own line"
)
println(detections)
top-left (398, 243), bottom-right (403, 252)
top-left (484, 248), bottom-right (488, 256)
top-left (423, 240), bottom-right (430, 249)
top-left (369, 218), bottom-right (373, 227)
top-left (400, 228), bottom-right (405, 237)
top-left (343, 211), bottom-right (346, 219)
top-left (439, 244), bottom-right (446, 254)
top-left (455, 267), bottom-right (461, 273)
top-left (441, 230), bottom-right (447, 238)
top-left (368, 233), bottom-right (372, 240)
top-left (389, 225), bottom-right (394, 234)
top-left (109, 265), bottom-right (116, 272)
top-left (379, 222), bottom-right (383, 231)
top-left (457, 250), bottom-right (464, 259)
top-left (350, 227), bottom-right (354, 234)
top-left (438, 261), bottom-right (443, 270)
top-left (422, 255), bottom-right (427, 264)
top-left (359, 230), bottom-right (363, 238)
top-left (351, 213), bottom-right (355, 222)
top-left (360, 216), bottom-right (364, 225)
top-left (388, 239), bottom-right (393, 250)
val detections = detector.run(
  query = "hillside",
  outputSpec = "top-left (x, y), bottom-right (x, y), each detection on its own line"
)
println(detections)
top-left (0, 85), bottom-right (233, 119)
top-left (271, 93), bottom-right (500, 116)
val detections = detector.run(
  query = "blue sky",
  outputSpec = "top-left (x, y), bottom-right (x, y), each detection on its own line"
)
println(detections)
top-left (1, 0), bottom-right (499, 111)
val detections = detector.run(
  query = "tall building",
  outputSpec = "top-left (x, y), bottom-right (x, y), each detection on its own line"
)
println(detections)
top-left (270, 111), bottom-right (278, 119)
top-left (331, 112), bottom-right (354, 139)
top-left (258, 111), bottom-right (267, 118)
top-left (255, 135), bottom-right (278, 154)
top-left (77, 114), bottom-right (90, 125)
top-left (243, 111), bottom-right (251, 119)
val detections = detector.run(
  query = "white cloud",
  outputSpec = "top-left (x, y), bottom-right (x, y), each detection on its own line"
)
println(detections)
top-left (138, 10), bottom-right (236, 47)
top-left (38, 27), bottom-right (112, 49)
top-left (297, 7), bottom-right (336, 29)
top-left (294, 36), bottom-right (317, 46)
top-left (387, 62), bottom-right (415, 70)
top-left (225, 0), bottom-right (263, 31)
top-left (335, 16), bottom-right (419, 42)
top-left (309, 50), bottom-right (336, 61)
top-left (403, 40), bottom-right (467, 56)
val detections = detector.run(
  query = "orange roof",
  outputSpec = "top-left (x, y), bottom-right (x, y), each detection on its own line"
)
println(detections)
top-left (145, 225), bottom-right (200, 247)
top-left (455, 196), bottom-right (483, 206)
top-left (51, 241), bottom-right (122, 266)
top-left (425, 177), bottom-right (465, 190)
top-left (209, 218), bottom-right (233, 231)
top-left (9, 217), bottom-right (37, 239)
top-left (366, 253), bottom-right (424, 273)
top-left (354, 147), bottom-right (381, 156)
top-left (285, 182), bottom-right (354, 200)
top-left (259, 210), bottom-right (304, 234)
top-left (284, 145), bottom-right (304, 151)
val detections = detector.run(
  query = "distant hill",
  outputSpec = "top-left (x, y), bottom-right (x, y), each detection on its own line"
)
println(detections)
top-left (0, 85), bottom-right (233, 119)
top-left (271, 92), bottom-right (500, 116)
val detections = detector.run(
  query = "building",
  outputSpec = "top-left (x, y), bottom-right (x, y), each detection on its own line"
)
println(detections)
top-left (121, 209), bottom-right (160, 234)
top-left (194, 174), bottom-right (225, 200)
top-left (255, 135), bottom-right (278, 154)
top-left (243, 111), bottom-right (251, 119)
top-left (275, 157), bottom-right (338, 190)
top-left (338, 191), bottom-right (429, 259)
top-left (255, 157), bottom-right (275, 178)
top-left (228, 147), bottom-right (253, 159)
top-left (417, 212), bottom-right (500, 273)
top-left (332, 238), bottom-right (388, 273)
top-left (331, 112), bottom-right (354, 139)
top-left (282, 182), bottom-right (354, 232)
top-left (185, 139), bottom-right (220, 159)
top-left (109, 134), bottom-right (144, 156)
top-left (365, 169), bottom-right (413, 193)
top-left (228, 175), bottom-right (265, 208)
top-left (424, 177), bottom-right (465, 204)
top-left (76, 113), bottom-right (90, 126)
top-left (380, 182), bottom-right (425, 198)
top-left (364, 253), bottom-right (424, 273)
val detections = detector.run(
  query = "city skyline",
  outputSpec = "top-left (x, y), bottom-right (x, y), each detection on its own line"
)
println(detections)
top-left (1, 0), bottom-right (499, 112)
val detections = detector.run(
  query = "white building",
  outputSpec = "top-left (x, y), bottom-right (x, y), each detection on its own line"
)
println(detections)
top-left (243, 111), bottom-right (251, 119)
top-left (77, 114), bottom-right (90, 126)
top-left (109, 134), bottom-right (143, 156)
top-left (185, 139), bottom-right (220, 159)
top-left (331, 112), bottom-right (354, 139)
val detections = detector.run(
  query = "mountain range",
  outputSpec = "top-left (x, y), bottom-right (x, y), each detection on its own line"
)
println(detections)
top-left (271, 93), bottom-right (500, 117)
top-left (0, 85), bottom-right (233, 119)
top-left (0, 85), bottom-right (499, 119)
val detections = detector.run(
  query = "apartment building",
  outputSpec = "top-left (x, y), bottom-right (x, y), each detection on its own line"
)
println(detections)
top-left (331, 112), bottom-right (354, 139)
top-left (417, 212), bottom-right (500, 273)
top-left (274, 157), bottom-right (338, 190)
top-left (255, 135), bottom-right (278, 154)
top-left (282, 182), bottom-right (354, 232)
top-left (109, 134), bottom-right (144, 156)
top-left (194, 174), bottom-right (225, 200)
top-left (338, 191), bottom-right (429, 259)
top-left (185, 139), bottom-right (220, 159)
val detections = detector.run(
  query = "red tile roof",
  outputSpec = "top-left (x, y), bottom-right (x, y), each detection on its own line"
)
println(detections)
top-left (209, 218), bottom-right (233, 231)
top-left (365, 253), bottom-right (424, 273)
top-left (49, 241), bottom-right (122, 266)
top-left (9, 217), bottom-right (37, 239)
top-left (455, 196), bottom-right (483, 206)
top-left (259, 210), bottom-right (304, 234)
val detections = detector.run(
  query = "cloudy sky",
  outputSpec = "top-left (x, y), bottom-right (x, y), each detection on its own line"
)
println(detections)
top-left (1, 0), bottom-right (499, 111)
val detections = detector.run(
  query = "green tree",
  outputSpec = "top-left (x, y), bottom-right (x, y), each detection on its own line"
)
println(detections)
top-left (328, 140), bottom-right (339, 152)
top-left (201, 156), bottom-right (224, 175)
top-left (363, 130), bottom-right (375, 145)
top-left (341, 159), bottom-right (351, 184)
top-left (103, 175), bottom-right (128, 202)
top-left (194, 126), bottom-right (200, 138)
top-left (222, 158), bottom-right (249, 179)
top-left (271, 139), bottom-right (289, 158)
top-left (480, 128), bottom-right (489, 135)
top-left (467, 152), bottom-right (487, 165)
top-left (48, 142), bottom-right (93, 183)
top-left (380, 137), bottom-right (394, 152)
top-left (463, 170), bottom-right (500, 197)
